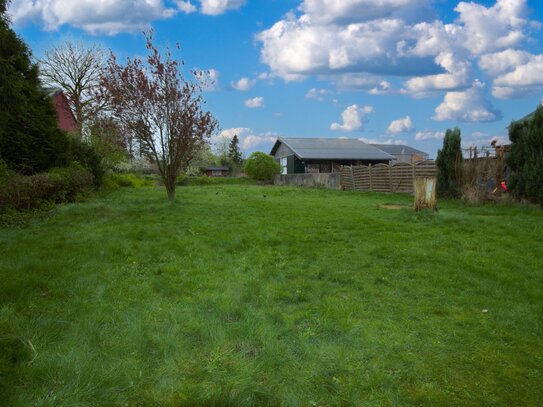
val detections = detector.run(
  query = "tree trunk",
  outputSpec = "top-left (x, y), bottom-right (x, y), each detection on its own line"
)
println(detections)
top-left (164, 166), bottom-right (177, 202)
top-left (166, 186), bottom-right (176, 201)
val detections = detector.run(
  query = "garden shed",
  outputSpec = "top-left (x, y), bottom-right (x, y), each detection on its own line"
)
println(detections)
top-left (204, 166), bottom-right (229, 177)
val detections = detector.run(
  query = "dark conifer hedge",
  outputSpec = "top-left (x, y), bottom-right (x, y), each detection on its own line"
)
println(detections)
top-left (507, 105), bottom-right (543, 204)
top-left (436, 127), bottom-right (463, 198)
top-left (0, 1), bottom-right (69, 174)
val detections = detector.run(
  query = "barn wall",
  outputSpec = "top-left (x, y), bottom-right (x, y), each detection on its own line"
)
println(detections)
top-left (52, 93), bottom-right (77, 133)
top-left (274, 143), bottom-right (295, 158)
top-left (274, 173), bottom-right (342, 189)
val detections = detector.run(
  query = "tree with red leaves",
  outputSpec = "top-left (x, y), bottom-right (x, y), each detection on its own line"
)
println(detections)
top-left (99, 32), bottom-right (217, 200)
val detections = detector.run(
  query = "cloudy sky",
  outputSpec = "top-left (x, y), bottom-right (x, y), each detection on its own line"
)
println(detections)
top-left (9, 0), bottom-right (543, 157)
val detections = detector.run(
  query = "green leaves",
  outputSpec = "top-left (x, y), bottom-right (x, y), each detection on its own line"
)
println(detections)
top-left (436, 127), bottom-right (463, 198)
top-left (243, 152), bottom-right (281, 181)
top-left (507, 105), bottom-right (543, 204)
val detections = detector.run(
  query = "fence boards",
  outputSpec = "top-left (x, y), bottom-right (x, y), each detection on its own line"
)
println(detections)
top-left (391, 162), bottom-right (413, 193)
top-left (341, 160), bottom-right (437, 194)
top-left (340, 166), bottom-right (354, 190)
top-left (353, 166), bottom-right (370, 191)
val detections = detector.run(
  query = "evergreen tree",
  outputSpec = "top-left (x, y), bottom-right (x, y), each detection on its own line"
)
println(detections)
top-left (0, 0), bottom-right (69, 174)
top-left (507, 105), bottom-right (543, 204)
top-left (436, 127), bottom-right (463, 198)
top-left (228, 134), bottom-right (243, 168)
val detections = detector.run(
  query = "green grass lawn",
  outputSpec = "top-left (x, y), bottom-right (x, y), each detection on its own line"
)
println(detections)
top-left (1, 185), bottom-right (542, 406)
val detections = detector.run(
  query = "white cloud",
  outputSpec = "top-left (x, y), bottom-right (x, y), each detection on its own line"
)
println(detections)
top-left (231, 77), bottom-right (256, 91)
top-left (199, 0), bottom-right (246, 15)
top-left (478, 49), bottom-right (532, 77)
top-left (176, 1), bottom-right (197, 14)
top-left (9, 0), bottom-right (177, 34)
top-left (334, 73), bottom-right (382, 91)
top-left (242, 132), bottom-right (278, 150)
top-left (433, 80), bottom-right (502, 122)
top-left (387, 116), bottom-right (414, 134)
top-left (455, 0), bottom-right (529, 55)
top-left (305, 88), bottom-right (330, 101)
top-left (213, 127), bottom-right (276, 151)
top-left (244, 96), bottom-right (264, 108)
top-left (256, 0), bottom-right (542, 105)
top-left (415, 130), bottom-right (445, 140)
top-left (403, 52), bottom-right (471, 95)
top-left (368, 81), bottom-right (392, 95)
top-left (475, 51), bottom-right (543, 98)
top-left (331, 104), bottom-right (373, 132)
top-left (492, 54), bottom-right (543, 98)
top-left (8, 0), bottom-right (247, 32)
top-left (213, 127), bottom-right (250, 142)
top-left (257, 14), bottom-right (445, 82)
top-left (299, 0), bottom-right (434, 25)
top-left (490, 136), bottom-right (509, 146)
top-left (257, 72), bottom-right (273, 80)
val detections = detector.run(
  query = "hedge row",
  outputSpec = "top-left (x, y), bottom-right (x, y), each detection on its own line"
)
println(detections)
top-left (0, 163), bottom-right (94, 213)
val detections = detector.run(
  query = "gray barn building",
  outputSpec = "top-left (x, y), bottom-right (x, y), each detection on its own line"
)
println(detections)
top-left (270, 137), bottom-right (394, 174)
top-left (370, 144), bottom-right (429, 163)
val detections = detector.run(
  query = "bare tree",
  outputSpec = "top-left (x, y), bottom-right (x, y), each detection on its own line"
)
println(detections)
top-left (40, 41), bottom-right (106, 136)
top-left (99, 32), bottom-right (218, 201)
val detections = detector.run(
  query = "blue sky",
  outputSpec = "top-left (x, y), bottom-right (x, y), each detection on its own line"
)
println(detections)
top-left (8, 0), bottom-right (543, 158)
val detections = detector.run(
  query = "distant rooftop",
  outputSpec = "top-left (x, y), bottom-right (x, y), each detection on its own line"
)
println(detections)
top-left (271, 137), bottom-right (394, 161)
top-left (44, 87), bottom-right (63, 97)
top-left (371, 144), bottom-right (428, 156)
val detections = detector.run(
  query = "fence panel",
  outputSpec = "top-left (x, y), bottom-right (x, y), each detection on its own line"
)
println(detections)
top-left (391, 162), bottom-right (414, 193)
top-left (415, 160), bottom-right (438, 178)
top-left (353, 165), bottom-right (370, 191)
top-left (341, 160), bottom-right (437, 194)
top-left (371, 164), bottom-right (391, 192)
top-left (340, 166), bottom-right (354, 190)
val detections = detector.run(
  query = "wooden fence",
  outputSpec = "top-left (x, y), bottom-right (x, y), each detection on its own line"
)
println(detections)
top-left (340, 161), bottom-right (438, 194)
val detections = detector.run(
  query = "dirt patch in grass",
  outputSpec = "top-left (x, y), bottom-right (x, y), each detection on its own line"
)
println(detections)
top-left (380, 204), bottom-right (408, 210)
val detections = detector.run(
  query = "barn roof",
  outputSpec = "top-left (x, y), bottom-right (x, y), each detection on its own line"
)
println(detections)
top-left (370, 144), bottom-right (428, 156)
top-left (205, 166), bottom-right (229, 171)
top-left (270, 137), bottom-right (394, 161)
top-left (44, 87), bottom-right (63, 97)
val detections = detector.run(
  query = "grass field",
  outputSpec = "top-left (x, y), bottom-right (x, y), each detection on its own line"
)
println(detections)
top-left (1, 185), bottom-right (542, 406)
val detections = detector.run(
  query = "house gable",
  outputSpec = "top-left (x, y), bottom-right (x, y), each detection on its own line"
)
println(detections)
top-left (47, 88), bottom-right (77, 133)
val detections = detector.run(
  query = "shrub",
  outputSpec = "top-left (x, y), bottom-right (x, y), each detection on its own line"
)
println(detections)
top-left (103, 173), bottom-right (154, 189)
top-left (243, 152), bottom-right (281, 182)
top-left (48, 164), bottom-right (94, 202)
top-left (507, 105), bottom-right (543, 204)
top-left (436, 127), bottom-right (463, 198)
top-left (68, 138), bottom-right (104, 188)
top-left (0, 165), bottom-right (94, 213)
top-left (176, 175), bottom-right (255, 186)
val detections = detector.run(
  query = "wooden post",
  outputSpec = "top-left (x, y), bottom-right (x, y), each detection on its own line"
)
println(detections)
top-left (369, 163), bottom-right (372, 191)
top-left (414, 177), bottom-right (437, 211)
top-left (388, 163), bottom-right (393, 193)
